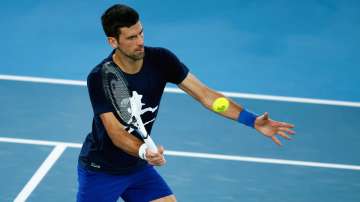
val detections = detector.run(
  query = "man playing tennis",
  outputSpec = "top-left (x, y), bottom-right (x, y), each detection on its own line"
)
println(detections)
top-left (77, 4), bottom-right (295, 202)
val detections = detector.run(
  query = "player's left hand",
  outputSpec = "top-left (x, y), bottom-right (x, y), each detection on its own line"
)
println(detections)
top-left (254, 112), bottom-right (295, 146)
top-left (145, 146), bottom-right (166, 166)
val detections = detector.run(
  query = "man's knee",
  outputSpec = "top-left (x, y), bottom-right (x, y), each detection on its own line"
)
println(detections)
top-left (151, 194), bottom-right (177, 202)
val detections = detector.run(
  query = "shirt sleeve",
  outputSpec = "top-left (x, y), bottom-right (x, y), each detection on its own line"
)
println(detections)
top-left (87, 70), bottom-right (113, 115)
top-left (160, 48), bottom-right (189, 84)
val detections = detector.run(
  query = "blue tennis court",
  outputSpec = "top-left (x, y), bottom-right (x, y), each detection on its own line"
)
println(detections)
top-left (1, 1), bottom-right (360, 201)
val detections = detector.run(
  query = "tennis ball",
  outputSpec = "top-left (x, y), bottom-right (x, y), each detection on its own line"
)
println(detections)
top-left (212, 97), bottom-right (230, 112)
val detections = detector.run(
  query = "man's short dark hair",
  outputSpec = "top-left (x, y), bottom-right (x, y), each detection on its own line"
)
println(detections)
top-left (101, 4), bottom-right (139, 38)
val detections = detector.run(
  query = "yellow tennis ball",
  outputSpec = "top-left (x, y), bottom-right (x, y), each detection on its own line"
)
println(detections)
top-left (212, 97), bottom-right (230, 112)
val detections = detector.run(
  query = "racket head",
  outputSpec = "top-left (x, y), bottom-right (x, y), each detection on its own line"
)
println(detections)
top-left (101, 61), bottom-right (133, 124)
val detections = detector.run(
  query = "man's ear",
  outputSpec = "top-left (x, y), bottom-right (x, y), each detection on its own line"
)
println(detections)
top-left (108, 37), bottom-right (118, 49)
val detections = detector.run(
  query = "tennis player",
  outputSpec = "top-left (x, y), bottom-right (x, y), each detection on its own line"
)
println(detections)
top-left (77, 4), bottom-right (295, 202)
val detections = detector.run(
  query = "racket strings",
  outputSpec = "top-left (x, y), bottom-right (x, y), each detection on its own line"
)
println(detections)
top-left (102, 62), bottom-right (133, 123)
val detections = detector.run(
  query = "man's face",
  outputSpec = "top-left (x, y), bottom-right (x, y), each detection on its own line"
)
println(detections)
top-left (115, 21), bottom-right (144, 61)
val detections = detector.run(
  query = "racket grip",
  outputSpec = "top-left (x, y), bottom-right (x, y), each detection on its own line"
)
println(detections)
top-left (144, 136), bottom-right (158, 153)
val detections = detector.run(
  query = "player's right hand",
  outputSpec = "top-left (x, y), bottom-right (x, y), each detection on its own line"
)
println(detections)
top-left (145, 146), bottom-right (166, 166)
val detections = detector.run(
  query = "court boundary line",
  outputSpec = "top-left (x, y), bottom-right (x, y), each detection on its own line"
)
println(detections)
top-left (1, 74), bottom-right (359, 107)
top-left (1, 136), bottom-right (360, 171)
top-left (14, 144), bottom-right (67, 202)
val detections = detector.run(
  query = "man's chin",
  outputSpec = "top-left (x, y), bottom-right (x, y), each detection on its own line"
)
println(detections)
top-left (132, 52), bottom-right (145, 60)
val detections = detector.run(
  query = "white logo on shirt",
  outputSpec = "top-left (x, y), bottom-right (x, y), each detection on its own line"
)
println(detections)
top-left (126, 91), bottom-right (158, 133)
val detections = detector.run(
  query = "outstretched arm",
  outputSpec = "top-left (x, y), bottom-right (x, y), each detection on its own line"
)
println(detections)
top-left (178, 73), bottom-right (295, 145)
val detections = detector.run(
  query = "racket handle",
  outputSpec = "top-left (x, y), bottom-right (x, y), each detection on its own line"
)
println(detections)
top-left (144, 136), bottom-right (158, 153)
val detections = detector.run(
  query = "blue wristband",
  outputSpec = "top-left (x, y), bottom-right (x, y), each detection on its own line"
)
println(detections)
top-left (237, 109), bottom-right (257, 128)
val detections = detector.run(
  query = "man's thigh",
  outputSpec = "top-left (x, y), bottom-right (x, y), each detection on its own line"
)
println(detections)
top-left (77, 165), bottom-right (129, 202)
top-left (121, 166), bottom-right (173, 202)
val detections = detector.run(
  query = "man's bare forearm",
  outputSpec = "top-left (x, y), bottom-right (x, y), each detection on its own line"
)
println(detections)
top-left (100, 112), bottom-right (143, 157)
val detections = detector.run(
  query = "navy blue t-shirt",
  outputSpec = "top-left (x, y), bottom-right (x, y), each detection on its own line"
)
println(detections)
top-left (79, 47), bottom-right (189, 174)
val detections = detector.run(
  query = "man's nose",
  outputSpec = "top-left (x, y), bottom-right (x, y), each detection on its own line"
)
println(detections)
top-left (137, 35), bottom-right (144, 46)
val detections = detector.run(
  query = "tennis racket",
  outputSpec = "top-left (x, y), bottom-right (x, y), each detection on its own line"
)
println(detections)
top-left (101, 61), bottom-right (158, 153)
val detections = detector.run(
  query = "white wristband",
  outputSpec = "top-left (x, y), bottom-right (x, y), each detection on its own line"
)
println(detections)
top-left (138, 143), bottom-right (148, 160)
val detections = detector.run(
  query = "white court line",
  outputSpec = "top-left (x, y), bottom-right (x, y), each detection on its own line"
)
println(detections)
top-left (1, 137), bottom-right (360, 171)
top-left (0, 74), bottom-right (86, 86)
top-left (165, 151), bottom-right (360, 171)
top-left (1, 74), bottom-right (360, 107)
top-left (14, 144), bottom-right (67, 202)
top-left (0, 136), bottom-right (81, 148)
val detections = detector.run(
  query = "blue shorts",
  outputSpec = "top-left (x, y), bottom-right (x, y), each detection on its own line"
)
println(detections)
top-left (77, 165), bottom-right (173, 202)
